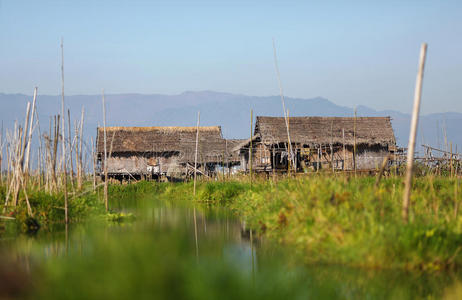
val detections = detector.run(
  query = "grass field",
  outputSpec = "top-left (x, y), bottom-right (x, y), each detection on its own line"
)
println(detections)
top-left (155, 175), bottom-right (462, 271)
top-left (2, 174), bottom-right (462, 270)
top-left (2, 175), bottom-right (462, 299)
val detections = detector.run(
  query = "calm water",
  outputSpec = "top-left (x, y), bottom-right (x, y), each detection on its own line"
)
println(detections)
top-left (1, 194), bottom-right (461, 299)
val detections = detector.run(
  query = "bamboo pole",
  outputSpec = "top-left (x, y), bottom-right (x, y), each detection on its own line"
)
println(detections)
top-left (287, 109), bottom-right (290, 176)
top-left (0, 121), bottom-right (3, 183)
top-left (33, 104), bottom-right (44, 189)
top-left (454, 176), bottom-right (459, 219)
top-left (443, 120), bottom-right (448, 153)
top-left (353, 107), bottom-right (357, 176)
top-left (91, 137), bottom-right (96, 191)
top-left (456, 146), bottom-right (459, 176)
top-left (342, 128), bottom-right (346, 171)
top-left (24, 87), bottom-right (37, 176)
top-left (74, 122), bottom-right (79, 188)
top-left (375, 155), bottom-right (391, 188)
top-left (61, 38), bottom-right (69, 224)
top-left (224, 139), bottom-right (228, 180)
top-left (20, 104), bottom-right (31, 173)
top-left (249, 109), bottom-right (253, 185)
top-left (77, 107), bottom-right (85, 189)
top-left (330, 120), bottom-right (334, 173)
top-left (272, 38), bottom-right (295, 170)
top-left (402, 43), bottom-right (427, 223)
top-left (102, 89), bottom-right (108, 211)
top-left (13, 103), bottom-right (31, 206)
top-left (317, 146), bottom-right (320, 172)
top-left (193, 111), bottom-right (200, 196)
top-left (52, 116), bottom-right (59, 192)
top-left (272, 147), bottom-right (275, 180)
top-left (450, 142), bottom-right (453, 177)
top-left (67, 109), bottom-right (75, 192)
top-left (193, 112), bottom-right (200, 262)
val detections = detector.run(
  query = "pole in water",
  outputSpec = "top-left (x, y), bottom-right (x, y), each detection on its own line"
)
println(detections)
top-left (60, 37), bottom-right (69, 224)
top-left (287, 109), bottom-right (291, 175)
top-left (193, 111), bottom-right (200, 262)
top-left (272, 38), bottom-right (295, 169)
top-left (450, 142), bottom-right (453, 177)
top-left (342, 128), bottom-right (346, 171)
top-left (102, 89), bottom-right (108, 211)
top-left (403, 43), bottom-right (428, 223)
top-left (249, 109), bottom-right (253, 186)
top-left (353, 107), bottom-right (357, 176)
top-left (193, 111), bottom-right (200, 196)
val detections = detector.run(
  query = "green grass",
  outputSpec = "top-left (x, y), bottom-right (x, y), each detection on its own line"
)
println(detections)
top-left (3, 176), bottom-right (462, 299)
top-left (151, 175), bottom-right (462, 271)
top-left (3, 174), bottom-right (462, 270)
top-left (0, 181), bottom-right (154, 233)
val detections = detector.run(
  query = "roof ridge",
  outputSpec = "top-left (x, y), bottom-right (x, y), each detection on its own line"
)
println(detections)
top-left (98, 126), bottom-right (221, 132)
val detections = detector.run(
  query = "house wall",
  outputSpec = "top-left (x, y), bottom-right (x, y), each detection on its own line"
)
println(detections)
top-left (254, 143), bottom-right (272, 170)
top-left (240, 143), bottom-right (390, 172)
top-left (305, 145), bottom-right (389, 171)
top-left (355, 145), bottom-right (389, 170)
top-left (239, 143), bottom-right (273, 172)
top-left (106, 156), bottom-right (148, 175)
top-left (102, 152), bottom-right (182, 175)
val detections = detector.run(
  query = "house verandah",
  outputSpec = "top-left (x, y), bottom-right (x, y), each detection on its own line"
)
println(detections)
top-left (235, 116), bottom-right (397, 173)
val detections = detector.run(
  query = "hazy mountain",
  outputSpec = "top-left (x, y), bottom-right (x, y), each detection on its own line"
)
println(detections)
top-left (1, 91), bottom-right (461, 154)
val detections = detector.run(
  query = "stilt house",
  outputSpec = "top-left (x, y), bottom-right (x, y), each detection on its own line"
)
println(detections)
top-left (96, 126), bottom-right (239, 180)
top-left (235, 116), bottom-right (397, 172)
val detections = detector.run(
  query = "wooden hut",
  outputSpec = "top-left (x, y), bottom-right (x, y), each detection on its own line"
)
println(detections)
top-left (235, 116), bottom-right (397, 173)
top-left (96, 126), bottom-right (239, 180)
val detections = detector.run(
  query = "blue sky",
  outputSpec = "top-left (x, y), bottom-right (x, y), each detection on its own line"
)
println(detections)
top-left (1, 0), bottom-right (461, 114)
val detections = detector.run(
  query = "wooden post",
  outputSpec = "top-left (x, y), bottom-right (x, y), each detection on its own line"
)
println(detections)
top-left (353, 107), bottom-right (357, 175)
top-left (102, 89), bottom-right (108, 211)
top-left (193, 112), bottom-right (200, 262)
top-left (342, 128), bottom-right (346, 171)
top-left (450, 142), bottom-right (453, 177)
top-left (34, 107), bottom-right (44, 188)
top-left (77, 107), bottom-right (85, 189)
top-left (224, 139), bottom-right (228, 180)
top-left (193, 111), bottom-right (200, 196)
top-left (50, 116), bottom-right (59, 192)
top-left (454, 176), bottom-right (459, 219)
top-left (331, 120), bottom-right (334, 173)
top-left (91, 137), bottom-right (96, 191)
top-left (249, 109), bottom-right (253, 185)
top-left (375, 155), bottom-right (390, 188)
top-left (273, 38), bottom-right (295, 170)
top-left (0, 121), bottom-right (3, 183)
top-left (456, 146), bottom-right (459, 176)
top-left (61, 38), bottom-right (69, 224)
top-left (222, 151), bottom-right (225, 181)
top-left (317, 146), bottom-right (320, 172)
top-left (402, 43), bottom-right (427, 223)
top-left (272, 147), bottom-right (276, 180)
top-left (226, 139), bottom-right (230, 179)
top-left (67, 109), bottom-right (75, 192)
top-left (24, 87), bottom-right (37, 176)
top-left (286, 110), bottom-right (291, 175)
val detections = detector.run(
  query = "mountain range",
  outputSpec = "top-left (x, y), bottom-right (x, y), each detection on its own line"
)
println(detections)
top-left (1, 91), bottom-right (460, 155)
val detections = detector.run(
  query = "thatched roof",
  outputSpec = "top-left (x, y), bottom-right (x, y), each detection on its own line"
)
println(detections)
top-left (96, 126), bottom-right (236, 163)
top-left (254, 116), bottom-right (396, 147)
top-left (224, 139), bottom-right (246, 161)
top-left (231, 136), bottom-right (259, 152)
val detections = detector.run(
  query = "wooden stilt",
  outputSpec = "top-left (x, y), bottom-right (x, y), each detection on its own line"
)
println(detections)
top-left (60, 38), bottom-right (69, 224)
